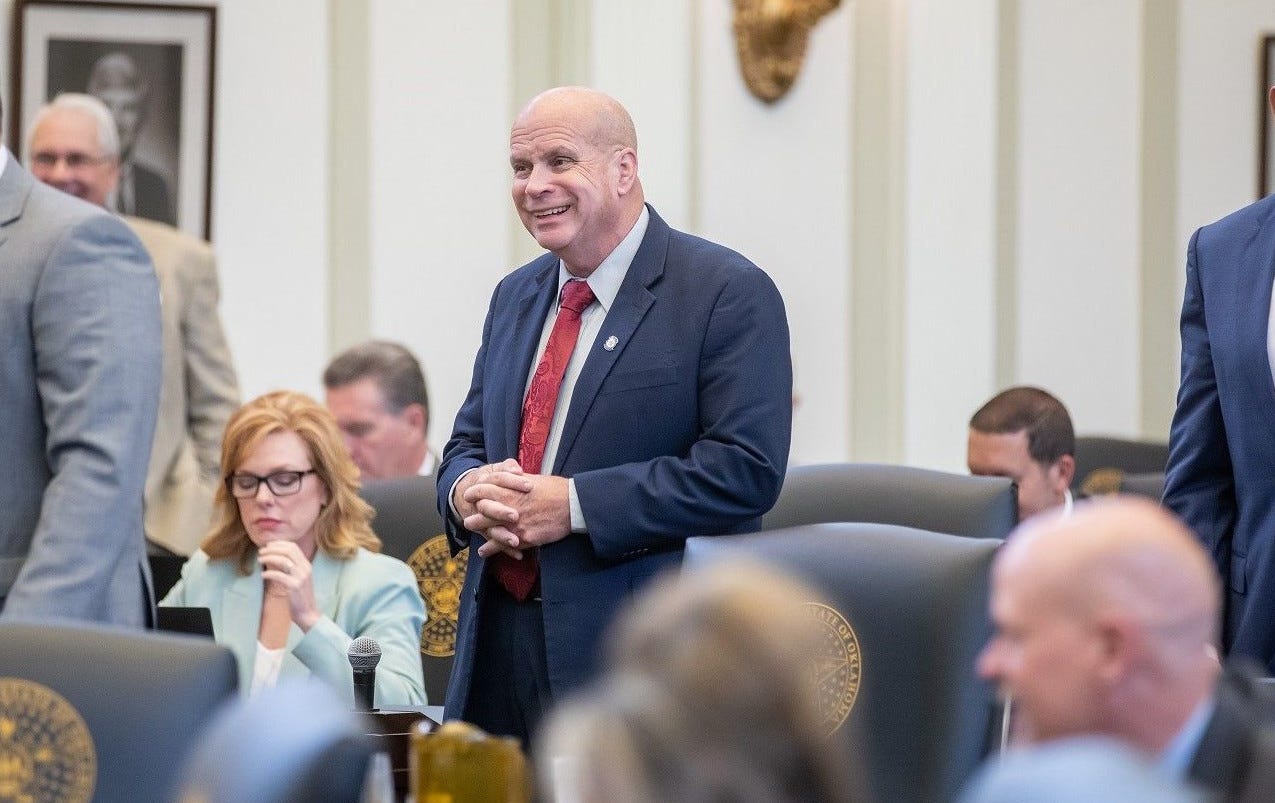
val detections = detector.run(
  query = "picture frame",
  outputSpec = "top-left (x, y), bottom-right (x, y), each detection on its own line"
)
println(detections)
top-left (1261, 34), bottom-right (1275, 200)
top-left (10, 0), bottom-right (217, 239)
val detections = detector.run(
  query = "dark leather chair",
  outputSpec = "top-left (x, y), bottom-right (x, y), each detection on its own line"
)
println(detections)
top-left (177, 682), bottom-right (375, 803)
top-left (1072, 436), bottom-right (1169, 493)
top-left (762, 462), bottom-right (1017, 539)
top-left (685, 523), bottom-right (1002, 803)
top-left (1115, 471), bottom-right (1166, 502)
top-left (0, 621), bottom-right (237, 803)
top-left (360, 475), bottom-right (445, 561)
top-left (360, 475), bottom-right (463, 705)
top-left (148, 552), bottom-right (185, 601)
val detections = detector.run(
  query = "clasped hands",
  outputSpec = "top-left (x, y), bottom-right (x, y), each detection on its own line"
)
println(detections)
top-left (453, 458), bottom-right (571, 559)
top-left (259, 540), bottom-right (322, 631)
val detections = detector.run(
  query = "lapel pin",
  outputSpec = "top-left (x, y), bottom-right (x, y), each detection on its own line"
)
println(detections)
top-left (603, 335), bottom-right (619, 351)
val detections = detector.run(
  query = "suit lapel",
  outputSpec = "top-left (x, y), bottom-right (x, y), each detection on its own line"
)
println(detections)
top-left (502, 259), bottom-right (559, 459)
top-left (0, 150), bottom-right (35, 253)
top-left (552, 208), bottom-right (669, 474)
top-left (1244, 205), bottom-right (1275, 409)
top-left (308, 551), bottom-right (341, 627)
top-left (223, 565), bottom-right (264, 692)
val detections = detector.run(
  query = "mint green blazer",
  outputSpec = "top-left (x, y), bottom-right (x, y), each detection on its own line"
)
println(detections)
top-left (162, 546), bottom-right (426, 705)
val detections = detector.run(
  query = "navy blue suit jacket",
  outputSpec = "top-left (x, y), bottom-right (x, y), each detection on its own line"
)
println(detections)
top-left (437, 206), bottom-right (792, 716)
top-left (1164, 193), bottom-right (1275, 669)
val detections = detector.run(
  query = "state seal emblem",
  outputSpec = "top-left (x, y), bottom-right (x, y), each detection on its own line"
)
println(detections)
top-left (408, 535), bottom-right (469, 657)
top-left (0, 677), bottom-right (96, 803)
top-left (803, 602), bottom-right (862, 736)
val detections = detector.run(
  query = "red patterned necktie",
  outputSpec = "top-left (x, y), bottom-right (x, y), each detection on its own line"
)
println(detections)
top-left (492, 279), bottom-right (596, 600)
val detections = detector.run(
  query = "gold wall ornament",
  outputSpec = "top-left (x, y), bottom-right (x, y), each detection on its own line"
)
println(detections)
top-left (408, 535), bottom-right (468, 658)
top-left (803, 602), bottom-right (862, 736)
top-left (0, 678), bottom-right (96, 803)
top-left (733, 0), bottom-right (841, 103)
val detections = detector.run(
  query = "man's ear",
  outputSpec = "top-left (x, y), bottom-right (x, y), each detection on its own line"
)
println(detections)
top-left (402, 403), bottom-right (427, 435)
top-left (1052, 453), bottom-right (1076, 491)
top-left (1268, 85), bottom-right (1275, 118)
top-left (615, 148), bottom-right (638, 195)
top-left (1094, 613), bottom-right (1139, 686)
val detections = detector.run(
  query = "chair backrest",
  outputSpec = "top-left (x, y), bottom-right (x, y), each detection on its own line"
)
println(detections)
top-left (762, 462), bottom-right (1017, 539)
top-left (0, 620), bottom-right (237, 803)
top-left (176, 682), bottom-right (375, 803)
top-left (1072, 436), bottom-right (1169, 492)
top-left (360, 475), bottom-right (446, 561)
top-left (1115, 472), bottom-right (1166, 502)
top-left (360, 475), bottom-right (463, 705)
top-left (148, 552), bottom-right (186, 601)
top-left (685, 523), bottom-right (1002, 803)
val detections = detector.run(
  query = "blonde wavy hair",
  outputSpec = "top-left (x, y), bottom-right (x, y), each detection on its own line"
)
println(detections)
top-left (201, 390), bottom-right (381, 573)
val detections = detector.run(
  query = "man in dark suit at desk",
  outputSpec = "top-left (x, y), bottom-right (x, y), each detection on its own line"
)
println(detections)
top-left (978, 498), bottom-right (1275, 801)
top-left (438, 86), bottom-right (792, 742)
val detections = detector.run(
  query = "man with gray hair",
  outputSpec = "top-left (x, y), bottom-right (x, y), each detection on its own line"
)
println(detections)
top-left (323, 340), bottom-right (435, 481)
top-left (978, 497), bottom-right (1275, 800)
top-left (28, 93), bottom-right (240, 557)
top-left (0, 87), bottom-right (161, 625)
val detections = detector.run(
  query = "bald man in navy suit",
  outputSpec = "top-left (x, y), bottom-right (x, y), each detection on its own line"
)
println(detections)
top-left (438, 87), bottom-right (792, 742)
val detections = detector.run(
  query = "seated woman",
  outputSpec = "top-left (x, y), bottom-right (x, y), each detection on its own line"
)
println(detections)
top-left (162, 390), bottom-right (426, 705)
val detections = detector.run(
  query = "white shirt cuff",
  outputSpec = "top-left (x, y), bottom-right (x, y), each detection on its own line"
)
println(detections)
top-left (569, 478), bottom-right (586, 532)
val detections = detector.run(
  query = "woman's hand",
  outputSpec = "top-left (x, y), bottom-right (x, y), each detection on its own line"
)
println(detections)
top-left (259, 542), bottom-right (321, 631)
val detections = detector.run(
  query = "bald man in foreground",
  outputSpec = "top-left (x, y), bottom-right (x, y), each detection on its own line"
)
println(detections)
top-left (978, 498), bottom-right (1275, 801)
top-left (438, 87), bottom-right (792, 742)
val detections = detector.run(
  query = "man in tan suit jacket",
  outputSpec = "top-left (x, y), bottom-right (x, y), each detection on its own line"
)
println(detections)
top-left (27, 93), bottom-right (240, 555)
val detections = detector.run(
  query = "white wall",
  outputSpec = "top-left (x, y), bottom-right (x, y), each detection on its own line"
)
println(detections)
top-left (1014, 1), bottom-right (1142, 437)
top-left (695, 0), bottom-right (854, 465)
top-left (365, 0), bottom-right (512, 453)
top-left (211, 0), bottom-right (330, 401)
top-left (901, 0), bottom-right (999, 470)
top-left (1177, 0), bottom-right (1275, 260)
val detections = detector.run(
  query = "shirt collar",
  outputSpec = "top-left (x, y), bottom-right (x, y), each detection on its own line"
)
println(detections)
top-left (1158, 695), bottom-right (1215, 779)
top-left (1061, 488), bottom-right (1074, 517)
top-left (417, 451), bottom-right (438, 476)
top-left (555, 206), bottom-right (650, 313)
top-left (0, 146), bottom-right (9, 179)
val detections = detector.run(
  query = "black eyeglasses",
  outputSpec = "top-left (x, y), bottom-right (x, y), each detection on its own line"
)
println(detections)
top-left (226, 469), bottom-right (317, 498)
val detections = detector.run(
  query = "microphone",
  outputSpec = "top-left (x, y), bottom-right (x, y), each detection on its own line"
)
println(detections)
top-left (347, 636), bottom-right (382, 712)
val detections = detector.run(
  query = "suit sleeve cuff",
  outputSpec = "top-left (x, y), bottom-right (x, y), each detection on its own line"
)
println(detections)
top-left (447, 468), bottom-right (479, 525)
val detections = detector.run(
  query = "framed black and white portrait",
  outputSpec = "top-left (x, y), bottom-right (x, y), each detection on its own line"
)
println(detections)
top-left (11, 0), bottom-right (217, 238)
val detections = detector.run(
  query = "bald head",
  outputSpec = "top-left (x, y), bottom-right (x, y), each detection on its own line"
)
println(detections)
top-left (1002, 498), bottom-right (1219, 653)
top-left (516, 86), bottom-right (638, 154)
top-left (979, 497), bottom-right (1221, 751)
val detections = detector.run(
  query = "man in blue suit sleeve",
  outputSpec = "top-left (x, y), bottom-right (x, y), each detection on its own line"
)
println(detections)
top-left (436, 86), bottom-right (793, 742)
top-left (1163, 84), bottom-right (1275, 672)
